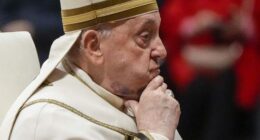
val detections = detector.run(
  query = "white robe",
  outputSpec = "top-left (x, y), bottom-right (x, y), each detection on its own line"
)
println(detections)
top-left (6, 62), bottom-right (182, 140)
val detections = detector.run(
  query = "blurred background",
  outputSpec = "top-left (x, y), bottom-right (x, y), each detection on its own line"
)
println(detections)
top-left (0, 0), bottom-right (63, 64)
top-left (0, 0), bottom-right (259, 140)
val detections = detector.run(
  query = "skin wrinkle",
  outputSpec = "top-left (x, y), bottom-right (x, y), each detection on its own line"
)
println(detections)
top-left (135, 18), bottom-right (165, 80)
top-left (71, 12), bottom-right (166, 101)
top-left (103, 13), bottom-right (164, 100)
top-left (108, 40), bottom-right (150, 100)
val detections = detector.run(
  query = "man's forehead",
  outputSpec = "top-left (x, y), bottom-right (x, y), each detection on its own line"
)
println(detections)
top-left (103, 12), bottom-right (161, 33)
top-left (129, 12), bottom-right (161, 26)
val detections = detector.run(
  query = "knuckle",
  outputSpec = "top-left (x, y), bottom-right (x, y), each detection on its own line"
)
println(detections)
top-left (175, 100), bottom-right (180, 106)
top-left (170, 99), bottom-right (180, 107)
top-left (175, 101), bottom-right (180, 108)
top-left (177, 107), bottom-right (181, 114)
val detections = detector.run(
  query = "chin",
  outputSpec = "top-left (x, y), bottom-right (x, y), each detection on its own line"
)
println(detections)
top-left (114, 74), bottom-right (151, 101)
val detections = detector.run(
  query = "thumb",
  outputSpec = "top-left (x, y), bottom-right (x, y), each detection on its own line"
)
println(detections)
top-left (124, 100), bottom-right (139, 117)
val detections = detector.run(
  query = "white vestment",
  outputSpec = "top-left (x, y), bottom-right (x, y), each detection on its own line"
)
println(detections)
top-left (8, 61), bottom-right (182, 140)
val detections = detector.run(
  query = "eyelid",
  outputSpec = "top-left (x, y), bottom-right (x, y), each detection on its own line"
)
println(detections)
top-left (140, 30), bottom-right (149, 35)
top-left (140, 31), bottom-right (152, 39)
top-left (135, 29), bottom-right (156, 47)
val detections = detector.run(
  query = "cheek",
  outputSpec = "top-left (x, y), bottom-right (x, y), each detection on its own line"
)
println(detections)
top-left (109, 50), bottom-right (150, 85)
top-left (122, 48), bottom-right (151, 85)
top-left (111, 42), bottom-right (151, 73)
top-left (130, 47), bottom-right (151, 73)
top-left (104, 37), bottom-right (152, 87)
top-left (133, 55), bottom-right (150, 76)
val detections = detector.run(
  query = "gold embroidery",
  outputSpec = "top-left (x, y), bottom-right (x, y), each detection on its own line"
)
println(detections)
top-left (62, 0), bottom-right (158, 32)
top-left (22, 99), bottom-right (138, 137)
top-left (42, 80), bottom-right (53, 86)
top-left (139, 131), bottom-right (155, 140)
top-left (125, 134), bottom-right (136, 140)
top-left (62, 0), bottom-right (131, 17)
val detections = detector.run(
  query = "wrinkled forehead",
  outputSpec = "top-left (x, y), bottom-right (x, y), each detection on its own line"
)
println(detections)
top-left (133, 12), bottom-right (161, 23)
top-left (125, 11), bottom-right (161, 29)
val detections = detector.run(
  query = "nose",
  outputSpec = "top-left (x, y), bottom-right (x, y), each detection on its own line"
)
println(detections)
top-left (151, 37), bottom-right (167, 63)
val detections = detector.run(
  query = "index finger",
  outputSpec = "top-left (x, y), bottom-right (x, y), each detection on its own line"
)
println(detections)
top-left (145, 76), bottom-right (164, 91)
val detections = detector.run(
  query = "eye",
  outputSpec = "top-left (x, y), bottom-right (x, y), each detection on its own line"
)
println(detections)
top-left (136, 31), bottom-right (152, 47)
top-left (140, 31), bottom-right (152, 42)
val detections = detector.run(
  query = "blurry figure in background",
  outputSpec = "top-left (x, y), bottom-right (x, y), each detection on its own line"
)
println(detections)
top-left (160, 0), bottom-right (260, 140)
top-left (0, 0), bottom-right (63, 64)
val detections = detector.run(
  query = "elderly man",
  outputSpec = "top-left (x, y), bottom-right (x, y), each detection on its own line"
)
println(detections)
top-left (0, 0), bottom-right (182, 140)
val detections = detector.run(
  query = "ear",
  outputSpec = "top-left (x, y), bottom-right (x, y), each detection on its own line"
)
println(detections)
top-left (81, 30), bottom-right (103, 64)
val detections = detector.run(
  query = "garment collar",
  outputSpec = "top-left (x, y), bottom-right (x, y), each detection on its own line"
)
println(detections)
top-left (62, 59), bottom-right (124, 111)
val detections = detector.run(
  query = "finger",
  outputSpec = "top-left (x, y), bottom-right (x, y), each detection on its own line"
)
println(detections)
top-left (160, 83), bottom-right (167, 92)
top-left (124, 100), bottom-right (139, 116)
top-left (166, 89), bottom-right (174, 98)
top-left (146, 76), bottom-right (164, 90)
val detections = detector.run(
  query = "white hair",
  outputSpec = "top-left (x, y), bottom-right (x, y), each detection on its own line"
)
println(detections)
top-left (66, 22), bottom-right (113, 64)
top-left (67, 19), bottom-right (127, 64)
top-left (77, 23), bottom-right (112, 50)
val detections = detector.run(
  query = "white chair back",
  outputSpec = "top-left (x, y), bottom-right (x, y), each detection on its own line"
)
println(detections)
top-left (0, 32), bottom-right (40, 124)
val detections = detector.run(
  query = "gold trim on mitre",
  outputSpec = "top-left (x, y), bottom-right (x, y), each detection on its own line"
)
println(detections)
top-left (61, 0), bottom-right (158, 32)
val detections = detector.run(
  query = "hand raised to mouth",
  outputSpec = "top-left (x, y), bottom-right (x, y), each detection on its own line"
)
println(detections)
top-left (124, 75), bottom-right (181, 140)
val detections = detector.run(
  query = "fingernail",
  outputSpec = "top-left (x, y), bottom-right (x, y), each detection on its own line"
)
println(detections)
top-left (155, 76), bottom-right (163, 82)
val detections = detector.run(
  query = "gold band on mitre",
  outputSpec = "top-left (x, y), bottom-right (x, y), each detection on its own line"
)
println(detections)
top-left (61, 0), bottom-right (158, 32)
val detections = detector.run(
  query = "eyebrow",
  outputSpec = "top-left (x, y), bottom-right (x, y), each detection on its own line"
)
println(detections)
top-left (139, 19), bottom-right (157, 29)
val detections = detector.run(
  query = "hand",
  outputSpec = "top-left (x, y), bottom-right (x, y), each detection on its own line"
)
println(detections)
top-left (124, 76), bottom-right (181, 140)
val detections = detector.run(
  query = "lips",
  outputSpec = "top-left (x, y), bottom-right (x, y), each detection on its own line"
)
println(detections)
top-left (151, 68), bottom-right (160, 73)
top-left (150, 65), bottom-right (160, 73)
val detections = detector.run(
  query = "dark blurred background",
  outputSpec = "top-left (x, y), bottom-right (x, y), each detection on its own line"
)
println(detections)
top-left (0, 0), bottom-right (63, 64)
top-left (0, 0), bottom-right (259, 140)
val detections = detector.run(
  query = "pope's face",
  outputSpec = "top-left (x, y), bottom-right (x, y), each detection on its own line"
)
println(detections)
top-left (100, 12), bottom-right (166, 100)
